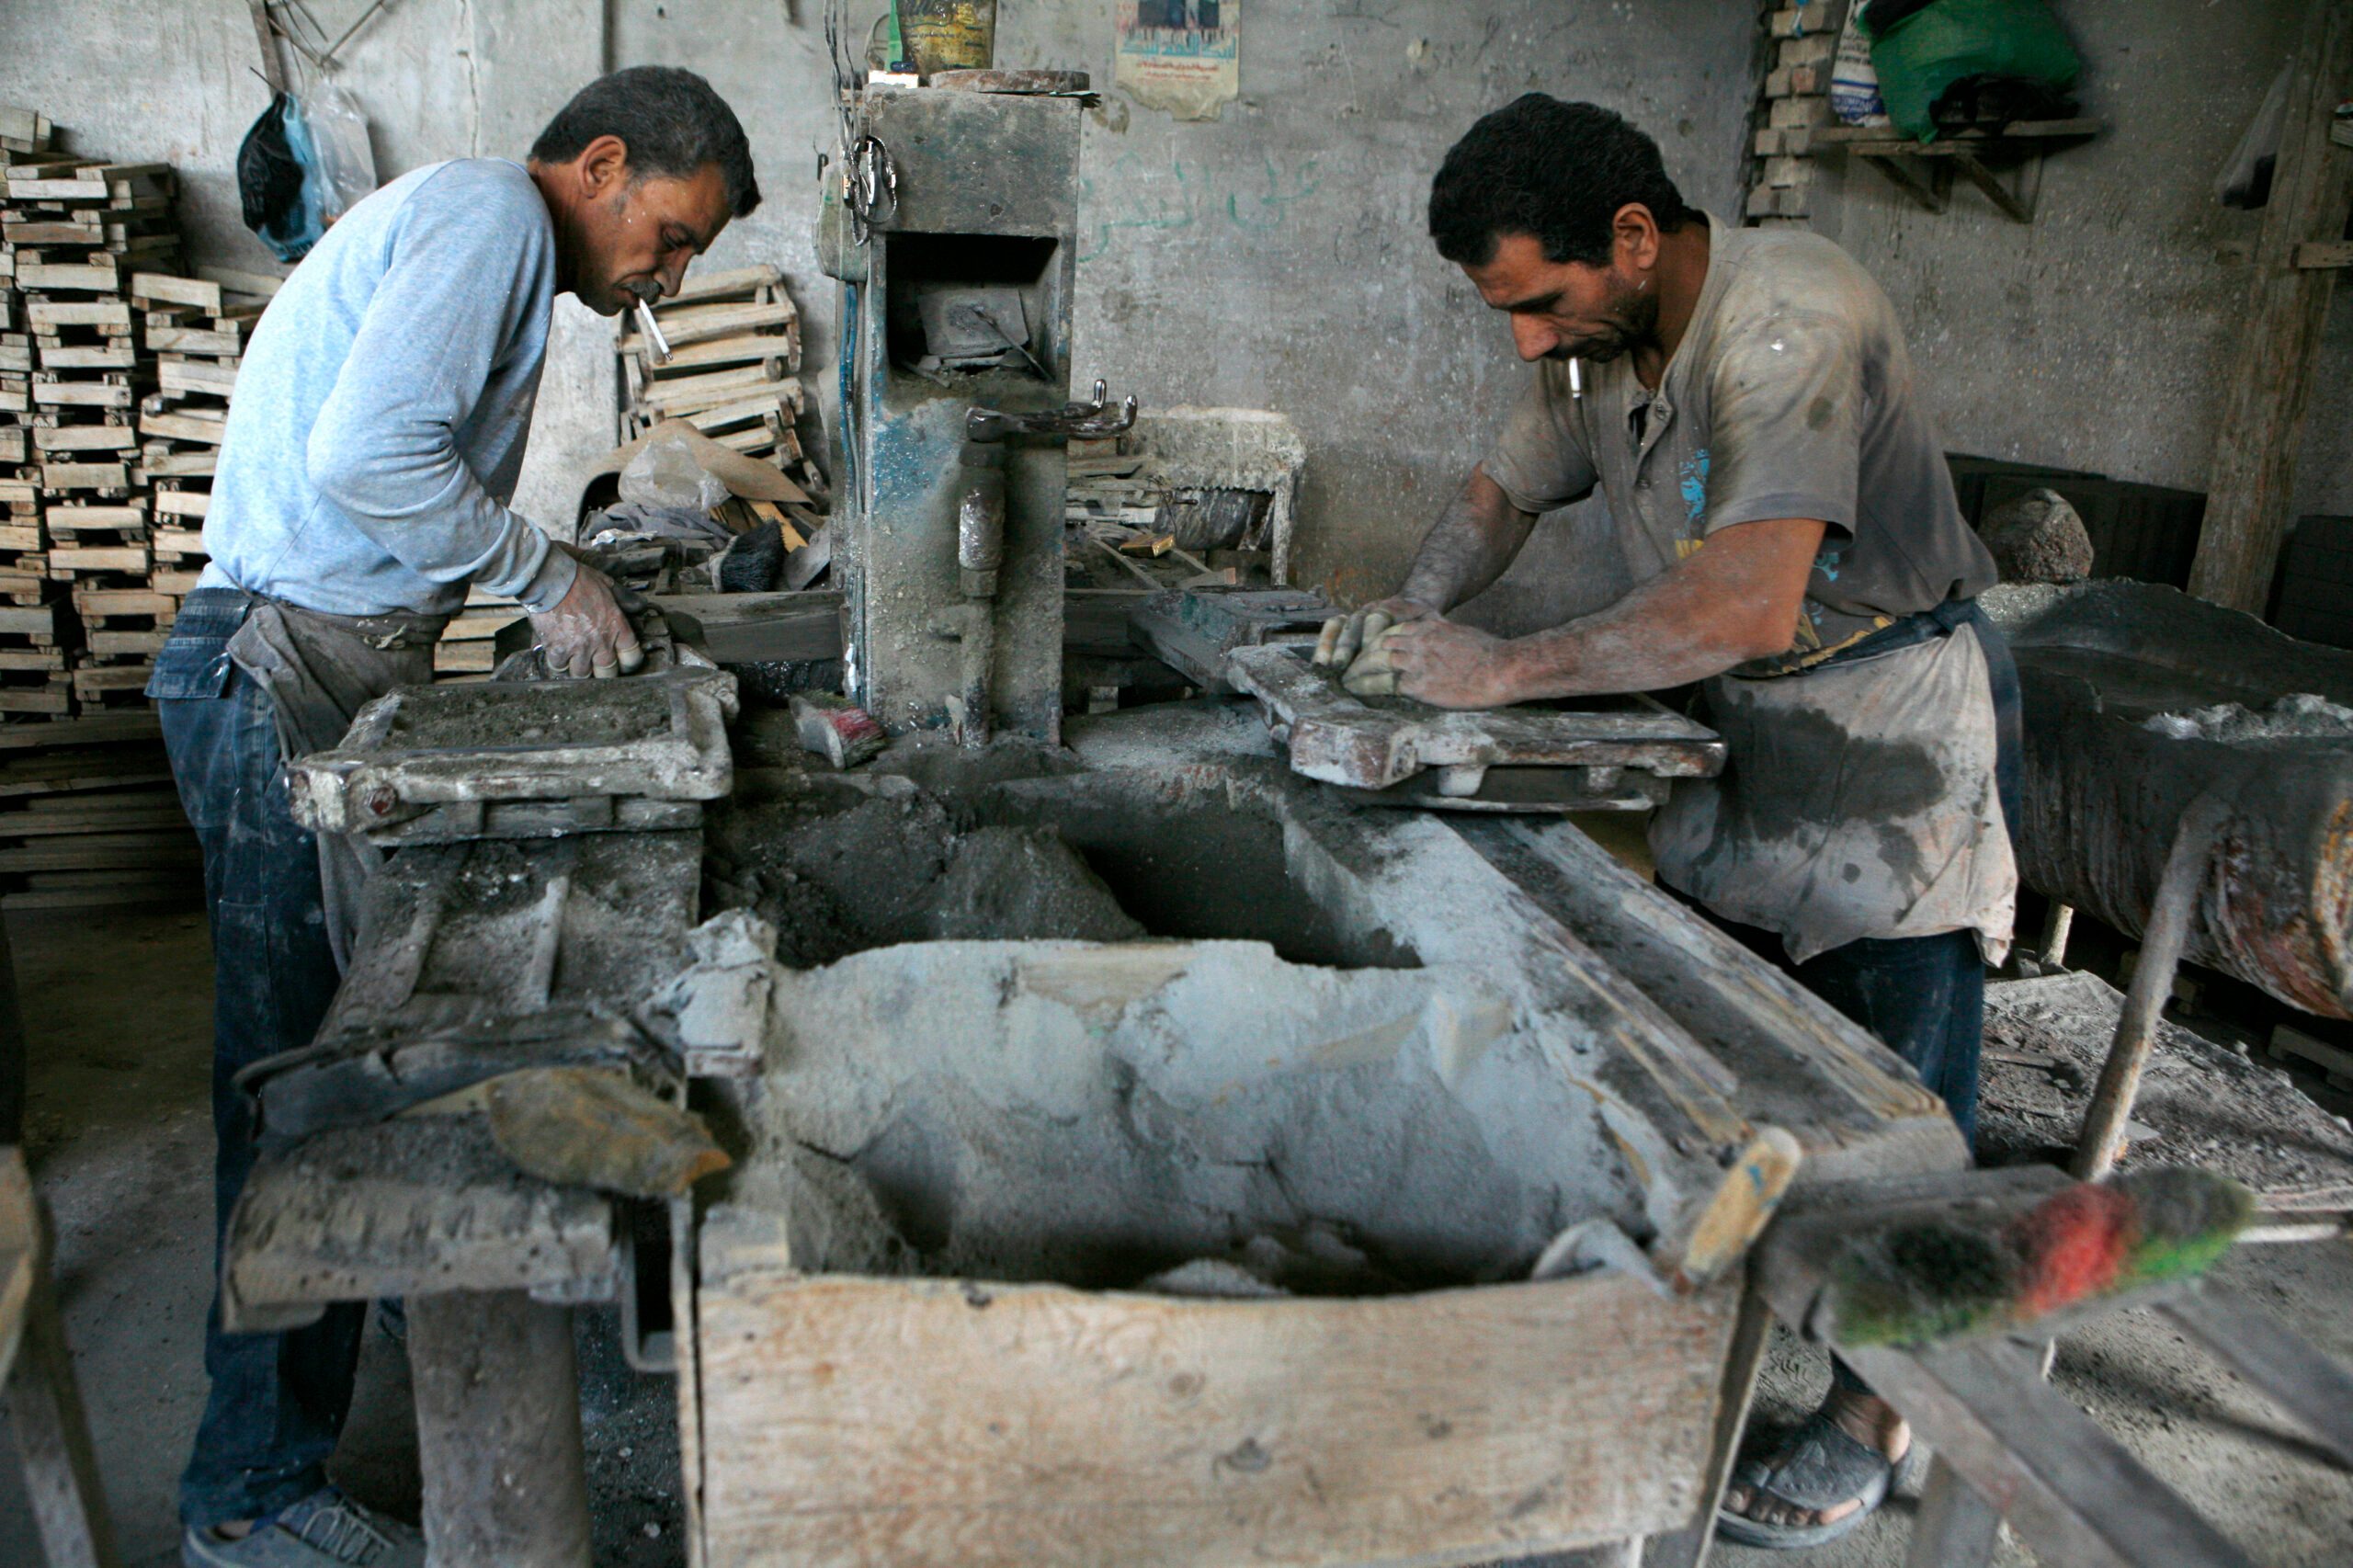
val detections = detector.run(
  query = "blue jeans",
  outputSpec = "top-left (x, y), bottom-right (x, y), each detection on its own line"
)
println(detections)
top-left (153, 593), bottom-right (366, 1529)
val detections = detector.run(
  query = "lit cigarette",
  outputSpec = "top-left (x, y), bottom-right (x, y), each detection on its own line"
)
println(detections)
top-left (1569, 358), bottom-right (1583, 400)
top-left (633, 294), bottom-right (673, 365)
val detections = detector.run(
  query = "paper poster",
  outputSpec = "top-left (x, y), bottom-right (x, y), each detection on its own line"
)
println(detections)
top-left (1116, 1), bottom-right (1241, 122)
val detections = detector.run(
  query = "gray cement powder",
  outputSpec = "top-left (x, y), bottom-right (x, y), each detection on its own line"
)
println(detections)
top-left (718, 938), bottom-right (1627, 1299)
top-left (703, 784), bottom-right (1143, 969)
top-left (702, 764), bottom-right (1643, 1301)
top-left (2144, 692), bottom-right (2353, 743)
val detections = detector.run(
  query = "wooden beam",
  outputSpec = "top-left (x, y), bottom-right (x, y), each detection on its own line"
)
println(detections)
top-left (2188, 0), bottom-right (2353, 612)
top-left (1861, 153), bottom-right (1948, 213)
top-left (2157, 1286), bottom-right (2353, 1469)
top-left (1906, 1456), bottom-right (2002, 1568)
top-left (1845, 1339), bottom-right (2258, 1568)
top-left (246, 0), bottom-right (285, 94)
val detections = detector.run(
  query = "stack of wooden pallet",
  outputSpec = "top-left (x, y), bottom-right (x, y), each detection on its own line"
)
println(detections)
top-left (1749, 2), bottom-right (1842, 224)
top-left (132, 266), bottom-right (269, 615)
top-left (0, 709), bottom-right (194, 910)
top-left (433, 585), bottom-right (524, 680)
top-left (616, 264), bottom-right (822, 497)
top-left (0, 110), bottom-right (188, 719)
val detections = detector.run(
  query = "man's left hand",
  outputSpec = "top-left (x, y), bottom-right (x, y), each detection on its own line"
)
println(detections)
top-left (1342, 619), bottom-right (1520, 710)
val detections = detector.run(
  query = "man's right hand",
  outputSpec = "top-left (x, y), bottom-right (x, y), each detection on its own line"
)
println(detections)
top-left (529, 560), bottom-right (644, 679)
top-left (1313, 597), bottom-right (1441, 673)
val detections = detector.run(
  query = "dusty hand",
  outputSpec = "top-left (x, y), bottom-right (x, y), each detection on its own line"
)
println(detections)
top-left (1312, 597), bottom-right (1440, 672)
top-left (529, 561), bottom-right (644, 679)
top-left (1342, 618), bottom-right (1519, 710)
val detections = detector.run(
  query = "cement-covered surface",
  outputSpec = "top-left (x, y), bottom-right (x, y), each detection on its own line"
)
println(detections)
top-left (6, 906), bottom-right (2350, 1565)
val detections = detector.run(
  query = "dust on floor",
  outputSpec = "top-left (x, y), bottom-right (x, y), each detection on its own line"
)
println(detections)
top-left (3, 909), bottom-right (2349, 1567)
top-left (0, 906), bottom-right (681, 1568)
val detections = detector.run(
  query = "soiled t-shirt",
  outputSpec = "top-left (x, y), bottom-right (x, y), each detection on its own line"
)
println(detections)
top-left (1479, 214), bottom-right (2014, 961)
top-left (1482, 213), bottom-right (1995, 674)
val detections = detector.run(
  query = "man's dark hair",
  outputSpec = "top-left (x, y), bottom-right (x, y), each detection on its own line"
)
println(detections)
top-left (1428, 95), bottom-right (1693, 268)
top-left (531, 66), bottom-right (760, 219)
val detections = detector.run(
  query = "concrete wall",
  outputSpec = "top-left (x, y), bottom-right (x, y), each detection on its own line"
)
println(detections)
top-left (0, 0), bottom-right (1759, 598)
top-left (617, 0), bottom-right (1764, 598)
top-left (14, 3), bottom-right (2330, 611)
top-left (1813, 0), bottom-right (2352, 527)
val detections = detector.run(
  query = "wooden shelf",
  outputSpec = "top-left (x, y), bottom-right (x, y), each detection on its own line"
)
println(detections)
top-left (1820, 119), bottom-right (2104, 223)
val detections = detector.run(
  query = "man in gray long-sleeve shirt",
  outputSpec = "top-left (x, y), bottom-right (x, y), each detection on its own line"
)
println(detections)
top-left (150, 67), bottom-right (757, 1568)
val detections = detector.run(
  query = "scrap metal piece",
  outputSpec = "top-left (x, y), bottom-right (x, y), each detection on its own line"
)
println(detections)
top-left (484, 1066), bottom-right (730, 1200)
top-left (221, 1116), bottom-right (620, 1334)
top-left (238, 1004), bottom-right (680, 1145)
top-left (289, 666), bottom-right (739, 844)
top-left (1227, 642), bottom-right (1724, 797)
top-left (1126, 586), bottom-right (1331, 693)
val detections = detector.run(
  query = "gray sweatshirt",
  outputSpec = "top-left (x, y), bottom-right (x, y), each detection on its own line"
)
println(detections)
top-left (196, 158), bottom-right (579, 617)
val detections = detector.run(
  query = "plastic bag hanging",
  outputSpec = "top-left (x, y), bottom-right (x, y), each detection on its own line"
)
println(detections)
top-left (297, 69), bottom-right (378, 223)
top-left (235, 90), bottom-right (323, 262)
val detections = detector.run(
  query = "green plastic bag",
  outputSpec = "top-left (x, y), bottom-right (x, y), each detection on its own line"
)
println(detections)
top-left (1864, 0), bottom-right (2080, 142)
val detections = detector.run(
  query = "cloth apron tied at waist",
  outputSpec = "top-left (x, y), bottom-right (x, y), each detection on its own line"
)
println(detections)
top-left (205, 586), bottom-right (448, 969)
top-left (1650, 597), bottom-right (2022, 969)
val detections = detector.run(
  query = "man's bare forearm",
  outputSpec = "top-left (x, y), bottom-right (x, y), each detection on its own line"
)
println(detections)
top-left (1398, 466), bottom-right (1538, 610)
top-left (1498, 517), bottom-right (1827, 699)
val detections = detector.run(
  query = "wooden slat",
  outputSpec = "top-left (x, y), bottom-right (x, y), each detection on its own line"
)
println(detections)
top-left (2157, 1287), bottom-right (2353, 1468)
top-left (1906, 1456), bottom-right (2002, 1568)
top-left (2188, 0), bottom-right (2353, 611)
top-left (1843, 1340), bottom-right (2257, 1568)
top-left (193, 264), bottom-right (283, 298)
top-left (660, 264), bottom-right (783, 305)
top-left (695, 1269), bottom-right (1736, 1568)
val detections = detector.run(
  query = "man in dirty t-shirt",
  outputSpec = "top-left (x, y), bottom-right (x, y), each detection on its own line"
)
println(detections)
top-left (1317, 95), bottom-right (2020, 1551)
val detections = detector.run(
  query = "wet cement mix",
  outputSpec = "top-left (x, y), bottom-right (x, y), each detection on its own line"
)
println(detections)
top-left (1978, 971), bottom-right (2353, 1206)
top-left (702, 780), bottom-right (1145, 969)
top-left (696, 761), bottom-right (1645, 1301)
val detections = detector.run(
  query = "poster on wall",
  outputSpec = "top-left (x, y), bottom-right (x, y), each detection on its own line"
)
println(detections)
top-left (1115, 0), bottom-right (1241, 122)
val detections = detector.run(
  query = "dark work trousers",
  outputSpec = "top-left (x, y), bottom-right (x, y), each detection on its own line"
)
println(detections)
top-left (153, 599), bottom-right (365, 1529)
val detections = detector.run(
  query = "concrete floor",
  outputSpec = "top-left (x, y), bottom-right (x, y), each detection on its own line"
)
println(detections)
top-left (2, 905), bottom-right (2349, 1566)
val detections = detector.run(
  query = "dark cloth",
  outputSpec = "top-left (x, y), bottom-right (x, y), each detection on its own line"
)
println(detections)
top-left (219, 594), bottom-right (441, 967)
top-left (1675, 597), bottom-right (2018, 1149)
top-left (152, 585), bottom-right (435, 1528)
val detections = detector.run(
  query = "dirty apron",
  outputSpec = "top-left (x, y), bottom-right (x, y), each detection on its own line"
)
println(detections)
top-left (1651, 601), bottom-right (2018, 967)
top-left (223, 592), bottom-right (445, 968)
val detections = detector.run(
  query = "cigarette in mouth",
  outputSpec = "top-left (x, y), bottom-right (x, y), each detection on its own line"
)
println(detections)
top-left (633, 293), bottom-right (673, 365)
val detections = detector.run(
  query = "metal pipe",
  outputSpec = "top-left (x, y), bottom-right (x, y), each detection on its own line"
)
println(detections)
top-left (951, 447), bottom-right (1006, 746)
top-left (2071, 794), bottom-right (2229, 1181)
top-left (409, 1290), bottom-right (591, 1568)
top-left (2040, 901), bottom-right (2075, 970)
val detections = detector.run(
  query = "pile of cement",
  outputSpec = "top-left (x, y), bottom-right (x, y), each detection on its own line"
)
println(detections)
top-left (721, 940), bottom-right (1635, 1298)
top-left (1977, 971), bottom-right (2353, 1201)
top-left (703, 783), bottom-right (1143, 969)
top-left (2143, 692), bottom-right (2353, 744)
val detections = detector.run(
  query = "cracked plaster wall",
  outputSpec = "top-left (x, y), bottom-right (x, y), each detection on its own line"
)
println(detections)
top-left (1811, 0), bottom-right (2353, 537)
